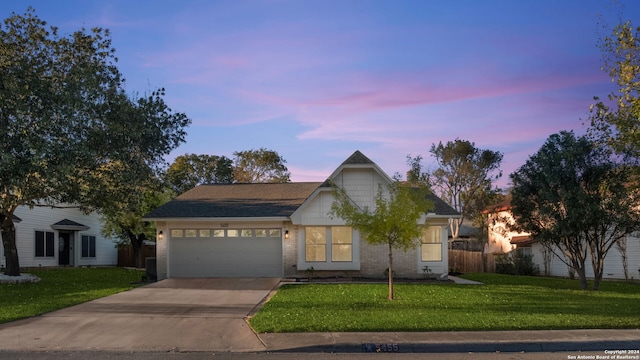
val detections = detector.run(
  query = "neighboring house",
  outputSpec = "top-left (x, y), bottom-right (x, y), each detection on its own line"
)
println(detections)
top-left (145, 151), bottom-right (460, 280)
top-left (485, 197), bottom-right (640, 280)
top-left (0, 205), bottom-right (117, 269)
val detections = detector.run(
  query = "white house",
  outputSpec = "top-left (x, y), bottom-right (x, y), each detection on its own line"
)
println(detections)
top-left (145, 151), bottom-right (461, 280)
top-left (486, 197), bottom-right (640, 280)
top-left (1, 205), bottom-right (117, 269)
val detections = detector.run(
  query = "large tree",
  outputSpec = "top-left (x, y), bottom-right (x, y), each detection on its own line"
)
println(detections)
top-left (0, 9), bottom-right (190, 276)
top-left (233, 148), bottom-right (291, 183)
top-left (589, 20), bottom-right (640, 161)
top-left (166, 154), bottom-right (233, 194)
top-left (101, 185), bottom-right (172, 269)
top-left (331, 180), bottom-right (433, 300)
top-left (429, 139), bottom-right (503, 239)
top-left (510, 131), bottom-right (640, 290)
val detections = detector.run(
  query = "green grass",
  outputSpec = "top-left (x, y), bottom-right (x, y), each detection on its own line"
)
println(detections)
top-left (249, 273), bottom-right (640, 333)
top-left (0, 267), bottom-right (144, 324)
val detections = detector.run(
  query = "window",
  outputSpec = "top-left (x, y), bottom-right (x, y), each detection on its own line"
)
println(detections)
top-left (199, 229), bottom-right (211, 237)
top-left (81, 235), bottom-right (96, 258)
top-left (213, 229), bottom-right (225, 237)
top-left (241, 229), bottom-right (253, 237)
top-left (517, 246), bottom-right (532, 257)
top-left (331, 227), bottom-right (352, 262)
top-left (227, 229), bottom-right (238, 237)
top-left (171, 229), bottom-right (183, 238)
top-left (185, 229), bottom-right (197, 237)
top-left (255, 229), bottom-right (267, 237)
top-left (35, 231), bottom-right (55, 257)
top-left (269, 229), bottom-right (281, 237)
top-left (305, 227), bottom-right (326, 262)
top-left (421, 226), bottom-right (442, 261)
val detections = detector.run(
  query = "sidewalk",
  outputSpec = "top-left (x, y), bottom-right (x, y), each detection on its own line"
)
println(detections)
top-left (257, 329), bottom-right (640, 353)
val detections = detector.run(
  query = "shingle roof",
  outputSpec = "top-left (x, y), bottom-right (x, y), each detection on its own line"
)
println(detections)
top-left (341, 150), bottom-right (374, 165)
top-left (427, 193), bottom-right (460, 216)
top-left (145, 182), bottom-right (323, 218)
top-left (51, 219), bottom-right (90, 230)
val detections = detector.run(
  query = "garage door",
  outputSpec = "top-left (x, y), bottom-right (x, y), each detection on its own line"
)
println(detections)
top-left (168, 228), bottom-right (283, 277)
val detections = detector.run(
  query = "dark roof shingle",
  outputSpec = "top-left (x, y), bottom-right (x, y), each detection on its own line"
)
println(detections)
top-left (145, 182), bottom-right (322, 219)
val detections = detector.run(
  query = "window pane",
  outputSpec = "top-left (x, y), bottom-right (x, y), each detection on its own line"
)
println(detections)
top-left (35, 231), bottom-right (44, 257)
top-left (171, 229), bottom-right (183, 238)
top-left (422, 227), bottom-right (442, 243)
top-left (305, 227), bottom-right (326, 262)
top-left (332, 244), bottom-right (352, 261)
top-left (82, 235), bottom-right (89, 258)
top-left (306, 245), bottom-right (326, 262)
top-left (185, 229), bottom-right (197, 238)
top-left (305, 227), bottom-right (326, 245)
top-left (269, 229), bottom-right (281, 237)
top-left (331, 227), bottom-right (352, 261)
top-left (213, 229), bottom-right (225, 237)
top-left (45, 232), bottom-right (55, 257)
top-left (241, 229), bottom-right (253, 237)
top-left (89, 236), bottom-right (96, 257)
top-left (421, 244), bottom-right (441, 261)
top-left (199, 230), bottom-right (211, 237)
top-left (227, 229), bottom-right (238, 237)
top-left (255, 229), bottom-right (267, 237)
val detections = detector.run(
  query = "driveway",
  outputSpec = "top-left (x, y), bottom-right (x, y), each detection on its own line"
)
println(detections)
top-left (0, 278), bottom-right (280, 352)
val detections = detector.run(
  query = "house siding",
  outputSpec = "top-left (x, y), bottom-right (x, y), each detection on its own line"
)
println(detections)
top-left (530, 236), bottom-right (640, 280)
top-left (488, 209), bottom-right (640, 280)
top-left (0, 205), bottom-right (117, 268)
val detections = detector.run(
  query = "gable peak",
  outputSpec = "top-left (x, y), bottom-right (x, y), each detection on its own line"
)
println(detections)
top-left (341, 150), bottom-right (374, 165)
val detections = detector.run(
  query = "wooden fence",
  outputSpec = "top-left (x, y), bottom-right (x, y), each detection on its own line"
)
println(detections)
top-left (117, 245), bottom-right (156, 268)
top-left (449, 250), bottom-right (495, 273)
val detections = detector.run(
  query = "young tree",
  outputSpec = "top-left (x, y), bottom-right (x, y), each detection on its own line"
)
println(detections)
top-left (166, 154), bottom-right (233, 194)
top-left (233, 148), bottom-right (291, 183)
top-left (0, 9), bottom-right (190, 276)
top-left (429, 139), bottom-right (503, 239)
top-left (589, 20), bottom-right (640, 161)
top-left (510, 131), bottom-right (640, 290)
top-left (331, 181), bottom-right (433, 300)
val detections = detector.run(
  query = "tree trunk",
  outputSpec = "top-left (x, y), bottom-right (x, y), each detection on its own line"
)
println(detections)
top-left (388, 242), bottom-right (394, 300)
top-left (575, 266), bottom-right (588, 290)
top-left (1, 214), bottom-right (20, 276)
top-left (128, 231), bottom-right (146, 269)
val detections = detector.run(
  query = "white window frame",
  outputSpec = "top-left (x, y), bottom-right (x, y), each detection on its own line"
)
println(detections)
top-left (298, 226), bottom-right (360, 271)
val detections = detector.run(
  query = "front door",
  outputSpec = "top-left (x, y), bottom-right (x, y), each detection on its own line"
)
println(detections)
top-left (59, 232), bottom-right (71, 266)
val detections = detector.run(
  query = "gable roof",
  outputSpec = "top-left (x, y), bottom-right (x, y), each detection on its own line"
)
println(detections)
top-left (427, 193), bottom-right (460, 217)
top-left (51, 218), bottom-right (90, 231)
top-left (145, 151), bottom-right (460, 220)
top-left (145, 182), bottom-right (322, 219)
top-left (341, 150), bottom-right (374, 165)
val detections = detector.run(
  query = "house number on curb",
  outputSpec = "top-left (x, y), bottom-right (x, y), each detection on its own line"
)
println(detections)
top-left (362, 343), bottom-right (400, 352)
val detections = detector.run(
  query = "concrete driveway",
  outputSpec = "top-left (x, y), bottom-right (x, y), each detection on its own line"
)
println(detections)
top-left (0, 278), bottom-right (280, 352)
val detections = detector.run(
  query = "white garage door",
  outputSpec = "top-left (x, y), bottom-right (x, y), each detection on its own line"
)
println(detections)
top-left (168, 228), bottom-right (283, 277)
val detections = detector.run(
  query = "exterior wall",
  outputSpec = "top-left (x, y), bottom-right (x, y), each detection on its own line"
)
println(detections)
top-left (530, 236), bottom-right (640, 280)
top-left (283, 223), bottom-right (298, 276)
top-left (331, 168), bottom-right (389, 210)
top-left (156, 221), bottom-right (168, 280)
top-left (0, 205), bottom-right (117, 268)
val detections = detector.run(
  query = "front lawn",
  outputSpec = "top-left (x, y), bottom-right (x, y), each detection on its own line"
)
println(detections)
top-left (0, 267), bottom-right (143, 324)
top-left (249, 273), bottom-right (640, 333)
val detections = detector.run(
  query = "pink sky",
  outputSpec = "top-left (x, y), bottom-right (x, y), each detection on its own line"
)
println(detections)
top-left (3, 0), bottom-right (637, 188)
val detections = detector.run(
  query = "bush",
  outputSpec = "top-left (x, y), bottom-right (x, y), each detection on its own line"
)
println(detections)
top-left (495, 251), bottom-right (539, 276)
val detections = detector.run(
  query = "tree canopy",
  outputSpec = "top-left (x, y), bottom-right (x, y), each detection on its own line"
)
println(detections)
top-left (232, 148), bottom-right (291, 183)
top-left (331, 180), bottom-right (433, 300)
top-left (166, 154), bottom-right (233, 194)
top-left (429, 139), bottom-right (503, 239)
top-left (0, 8), bottom-right (190, 276)
top-left (509, 131), bottom-right (640, 290)
top-left (589, 20), bottom-right (640, 161)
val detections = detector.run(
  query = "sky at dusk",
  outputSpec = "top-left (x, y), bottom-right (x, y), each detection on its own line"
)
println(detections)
top-left (3, 1), bottom-right (639, 188)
